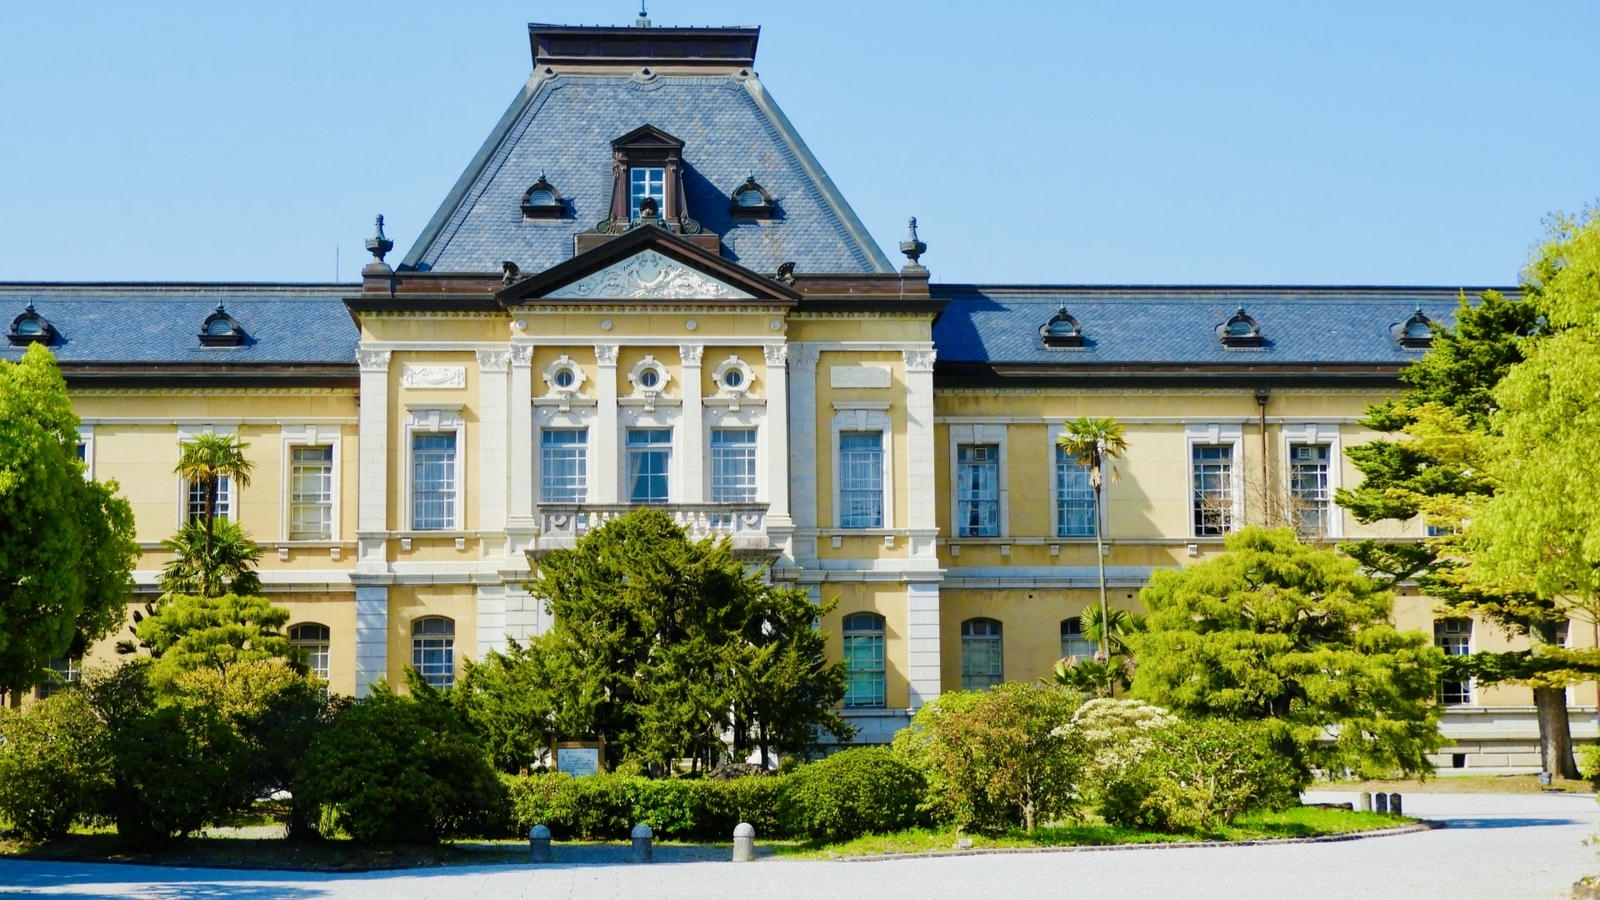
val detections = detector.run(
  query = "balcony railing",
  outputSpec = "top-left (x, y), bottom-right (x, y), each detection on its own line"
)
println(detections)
top-left (535, 503), bottom-right (771, 551)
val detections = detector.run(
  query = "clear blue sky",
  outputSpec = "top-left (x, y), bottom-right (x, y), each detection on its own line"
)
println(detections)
top-left (3, 1), bottom-right (1596, 286)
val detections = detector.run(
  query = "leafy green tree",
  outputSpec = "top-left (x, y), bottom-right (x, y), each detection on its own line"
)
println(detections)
top-left (174, 432), bottom-right (252, 562)
top-left (1460, 209), bottom-right (1600, 777)
top-left (1098, 718), bottom-right (1302, 833)
top-left (454, 638), bottom-right (565, 774)
top-left (522, 509), bottom-right (849, 772)
top-left (0, 344), bottom-right (138, 702)
top-left (132, 593), bottom-right (296, 691)
top-left (892, 682), bottom-right (1084, 833)
top-left (1056, 417), bottom-right (1128, 666)
top-left (0, 691), bottom-right (113, 840)
top-left (1130, 527), bottom-right (1444, 778)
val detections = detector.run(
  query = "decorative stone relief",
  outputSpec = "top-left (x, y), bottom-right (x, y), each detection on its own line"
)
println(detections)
top-left (679, 344), bottom-right (704, 366)
top-left (401, 365), bottom-right (466, 389)
top-left (904, 348), bottom-right (937, 372)
top-left (763, 344), bottom-right (788, 366)
top-left (594, 344), bottom-right (620, 366)
top-left (829, 364), bottom-right (892, 389)
top-left (545, 250), bottom-right (755, 300)
top-left (510, 344), bottom-right (535, 365)
top-left (476, 348), bottom-right (510, 372)
top-left (788, 344), bottom-right (820, 370)
top-left (357, 349), bottom-right (391, 372)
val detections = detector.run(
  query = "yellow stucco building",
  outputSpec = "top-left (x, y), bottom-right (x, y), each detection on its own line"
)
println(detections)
top-left (4, 19), bottom-right (1587, 770)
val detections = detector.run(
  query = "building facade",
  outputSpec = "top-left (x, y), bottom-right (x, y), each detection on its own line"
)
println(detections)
top-left (4, 21), bottom-right (1589, 769)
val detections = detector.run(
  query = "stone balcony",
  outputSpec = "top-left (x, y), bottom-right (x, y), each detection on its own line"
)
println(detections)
top-left (531, 503), bottom-right (775, 557)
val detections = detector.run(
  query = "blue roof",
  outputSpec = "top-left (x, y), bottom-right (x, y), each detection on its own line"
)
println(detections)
top-left (403, 72), bottom-right (893, 276)
top-left (0, 285), bottom-right (358, 366)
top-left (931, 285), bottom-right (1509, 366)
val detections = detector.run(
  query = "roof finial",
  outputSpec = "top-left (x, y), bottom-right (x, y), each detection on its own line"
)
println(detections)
top-left (899, 216), bottom-right (927, 271)
top-left (363, 214), bottom-right (395, 275)
top-left (636, 3), bottom-right (651, 27)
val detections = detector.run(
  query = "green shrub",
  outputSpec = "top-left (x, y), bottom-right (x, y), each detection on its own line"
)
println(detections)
top-left (780, 747), bottom-right (925, 841)
top-left (0, 692), bottom-right (113, 840)
top-left (502, 773), bottom-right (782, 841)
top-left (1098, 717), bottom-right (1302, 833)
top-left (1579, 744), bottom-right (1600, 788)
top-left (298, 685), bottom-right (504, 843)
top-left (699, 775), bottom-right (783, 838)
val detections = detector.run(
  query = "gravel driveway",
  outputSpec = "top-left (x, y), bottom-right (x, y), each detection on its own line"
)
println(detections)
top-left (2, 792), bottom-right (1594, 899)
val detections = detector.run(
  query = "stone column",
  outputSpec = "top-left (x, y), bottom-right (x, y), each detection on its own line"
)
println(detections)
top-left (906, 581), bottom-right (942, 709)
top-left (353, 585), bottom-right (390, 697)
top-left (679, 344), bottom-right (705, 501)
top-left (787, 344), bottom-right (820, 565)
top-left (508, 343), bottom-right (536, 529)
top-left (903, 347), bottom-right (938, 562)
top-left (762, 344), bottom-right (791, 522)
top-left (476, 583), bottom-right (508, 658)
top-left (355, 349), bottom-right (391, 567)
top-left (595, 344), bottom-right (621, 503)
top-left (476, 349), bottom-right (510, 539)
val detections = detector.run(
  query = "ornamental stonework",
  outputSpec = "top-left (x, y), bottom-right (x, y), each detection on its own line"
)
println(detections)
top-left (401, 365), bottom-right (466, 389)
top-left (545, 250), bottom-right (754, 300)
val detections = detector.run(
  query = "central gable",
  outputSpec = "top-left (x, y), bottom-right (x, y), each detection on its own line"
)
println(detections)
top-left (498, 224), bottom-right (801, 306)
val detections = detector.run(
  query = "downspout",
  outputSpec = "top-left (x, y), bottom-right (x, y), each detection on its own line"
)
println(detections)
top-left (1254, 391), bottom-right (1270, 524)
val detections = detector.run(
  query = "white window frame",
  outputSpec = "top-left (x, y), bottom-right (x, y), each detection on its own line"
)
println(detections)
top-left (1060, 616), bottom-right (1097, 660)
top-left (1435, 618), bottom-right (1474, 706)
top-left (76, 425), bottom-right (94, 480)
top-left (629, 165), bottom-right (667, 220)
top-left (625, 426), bottom-right (674, 505)
top-left (1046, 422), bottom-right (1101, 539)
top-left (533, 406), bottom-right (598, 507)
top-left (832, 404), bottom-right (894, 530)
top-left (1185, 423), bottom-right (1244, 539)
top-left (411, 616), bottom-right (456, 690)
top-left (175, 424), bottom-right (238, 530)
top-left (289, 622), bottom-right (331, 681)
top-left (708, 426), bottom-right (760, 504)
top-left (949, 424), bottom-right (1007, 538)
top-left (704, 403), bottom-right (767, 503)
top-left (404, 408), bottom-right (465, 532)
top-left (842, 611), bottom-right (887, 709)
top-left (281, 425), bottom-right (341, 542)
top-left (539, 426), bottom-right (591, 504)
top-left (1280, 423), bottom-right (1343, 539)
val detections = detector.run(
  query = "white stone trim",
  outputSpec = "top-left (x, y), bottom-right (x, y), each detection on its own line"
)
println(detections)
top-left (507, 344), bottom-right (536, 529)
top-left (545, 249), bottom-right (756, 300)
top-left (906, 582), bottom-right (942, 710)
top-left (902, 348), bottom-right (937, 546)
top-left (477, 352), bottom-right (510, 542)
top-left (404, 408), bottom-right (466, 532)
top-left (279, 424), bottom-right (342, 543)
top-left (948, 424), bottom-right (1009, 539)
top-left (400, 364), bottom-right (466, 389)
top-left (76, 425), bottom-right (94, 480)
top-left (353, 585), bottom-right (388, 698)
top-left (680, 345), bottom-right (705, 502)
top-left (1280, 422), bottom-right (1344, 539)
top-left (533, 405), bottom-right (599, 504)
top-left (1185, 422), bottom-right (1245, 538)
top-left (594, 345), bottom-right (620, 504)
top-left (831, 406), bottom-right (894, 530)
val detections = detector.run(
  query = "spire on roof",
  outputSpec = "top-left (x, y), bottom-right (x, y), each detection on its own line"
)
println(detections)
top-left (900, 217), bottom-right (927, 274)
top-left (364, 215), bottom-right (394, 274)
top-left (636, 3), bottom-right (651, 27)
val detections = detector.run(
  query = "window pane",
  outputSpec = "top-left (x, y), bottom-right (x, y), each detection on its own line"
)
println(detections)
top-left (710, 428), bottom-right (758, 503)
top-left (956, 443), bottom-right (999, 537)
top-left (187, 476), bottom-right (231, 523)
top-left (626, 429), bottom-right (672, 504)
top-left (413, 618), bottom-right (456, 689)
top-left (1060, 617), bottom-right (1097, 660)
top-left (630, 166), bottom-right (666, 219)
top-left (1192, 444), bottom-right (1233, 536)
top-left (290, 622), bottom-right (331, 681)
top-left (1055, 447), bottom-right (1096, 537)
top-left (1435, 619), bottom-right (1472, 705)
top-left (540, 429), bottom-right (589, 503)
top-left (839, 432), bottom-right (883, 529)
top-left (290, 445), bottom-right (334, 540)
top-left (961, 619), bottom-right (1003, 690)
top-left (412, 433), bottom-right (457, 530)
top-left (842, 614), bottom-right (885, 708)
top-left (1289, 443), bottom-right (1330, 539)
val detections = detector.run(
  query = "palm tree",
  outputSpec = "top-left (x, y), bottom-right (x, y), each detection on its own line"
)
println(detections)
top-left (174, 433), bottom-right (253, 560)
top-left (157, 517), bottom-right (264, 599)
top-left (1056, 417), bottom-right (1129, 668)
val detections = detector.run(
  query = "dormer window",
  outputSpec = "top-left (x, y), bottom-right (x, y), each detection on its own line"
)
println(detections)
top-left (630, 166), bottom-right (666, 221)
top-left (729, 176), bottom-right (775, 218)
top-left (199, 304), bottom-right (246, 347)
top-left (1218, 307), bottom-right (1264, 348)
top-left (521, 176), bottom-right (566, 219)
top-left (596, 125), bottom-right (702, 235)
top-left (1040, 306), bottom-right (1084, 349)
top-left (1397, 307), bottom-right (1434, 349)
top-left (8, 303), bottom-right (56, 346)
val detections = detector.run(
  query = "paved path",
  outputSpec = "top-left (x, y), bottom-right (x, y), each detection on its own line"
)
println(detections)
top-left (1, 792), bottom-right (1595, 899)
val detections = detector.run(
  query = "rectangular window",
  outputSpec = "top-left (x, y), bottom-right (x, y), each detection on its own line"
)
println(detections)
top-left (960, 619), bottom-right (1004, 691)
top-left (1436, 618), bottom-right (1473, 706)
top-left (842, 615), bottom-right (886, 708)
top-left (626, 428), bottom-right (672, 504)
top-left (1060, 617), bottom-right (1097, 660)
top-left (1192, 444), bottom-right (1234, 536)
top-left (1289, 443), bottom-right (1331, 538)
top-left (1055, 447), bottom-right (1096, 537)
top-left (956, 443), bottom-right (1000, 537)
top-left (630, 166), bottom-right (666, 220)
top-left (289, 445), bottom-right (334, 540)
top-left (34, 656), bottom-right (81, 700)
top-left (710, 428), bottom-right (759, 503)
top-left (187, 476), bottom-right (232, 524)
top-left (411, 432), bottom-right (457, 530)
top-left (540, 429), bottom-right (589, 503)
top-left (839, 432), bottom-right (884, 529)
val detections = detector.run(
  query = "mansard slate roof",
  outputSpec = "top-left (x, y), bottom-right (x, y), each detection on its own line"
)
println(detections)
top-left (401, 71), bottom-right (895, 277)
top-left (0, 284), bottom-right (358, 367)
top-left (932, 285), bottom-right (1512, 368)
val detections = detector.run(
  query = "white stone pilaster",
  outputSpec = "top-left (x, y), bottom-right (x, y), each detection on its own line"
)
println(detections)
top-left (477, 349), bottom-right (510, 539)
top-left (503, 582), bottom-right (544, 643)
top-left (356, 349), bottom-right (391, 571)
top-left (906, 581), bottom-right (942, 709)
top-left (595, 344), bottom-right (620, 503)
top-left (508, 344), bottom-right (535, 525)
top-left (354, 585), bottom-right (390, 698)
top-left (763, 344), bottom-right (790, 521)
top-left (679, 344), bottom-right (704, 501)
top-left (476, 583), bottom-right (508, 658)
top-left (788, 344), bottom-right (820, 528)
top-left (904, 347), bottom-right (939, 561)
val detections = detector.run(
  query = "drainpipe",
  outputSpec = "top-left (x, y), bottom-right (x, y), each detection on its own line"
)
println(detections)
top-left (1254, 391), bottom-right (1270, 524)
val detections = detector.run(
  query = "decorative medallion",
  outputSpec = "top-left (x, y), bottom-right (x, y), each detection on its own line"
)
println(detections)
top-left (546, 250), bottom-right (755, 300)
top-left (401, 365), bottom-right (467, 389)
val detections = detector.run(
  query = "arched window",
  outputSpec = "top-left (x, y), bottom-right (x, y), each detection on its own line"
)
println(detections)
top-left (842, 612), bottom-right (885, 708)
top-left (521, 175), bottom-right (566, 219)
top-left (961, 618), bottom-right (1003, 690)
top-left (1040, 306), bottom-right (1084, 348)
top-left (1218, 307), bottom-right (1263, 348)
top-left (1060, 617), bottom-right (1096, 661)
top-left (290, 622), bottom-right (331, 681)
top-left (412, 616), bottom-right (456, 689)
top-left (1397, 307), bottom-right (1434, 348)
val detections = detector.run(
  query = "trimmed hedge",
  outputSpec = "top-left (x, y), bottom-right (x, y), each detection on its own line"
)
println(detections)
top-left (778, 746), bottom-right (925, 841)
top-left (501, 773), bottom-right (782, 840)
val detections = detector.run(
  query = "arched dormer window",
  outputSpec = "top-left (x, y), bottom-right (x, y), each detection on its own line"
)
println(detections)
top-left (1218, 306), bottom-right (1263, 348)
top-left (199, 304), bottom-right (246, 347)
top-left (520, 175), bottom-right (566, 219)
top-left (1040, 306), bottom-right (1084, 348)
top-left (1396, 307), bottom-right (1433, 349)
top-left (8, 303), bottom-right (56, 347)
top-left (729, 175), bottom-right (775, 218)
top-left (596, 125), bottom-right (702, 235)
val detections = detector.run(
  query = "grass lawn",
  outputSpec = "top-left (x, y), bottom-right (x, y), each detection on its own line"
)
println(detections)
top-left (1324, 774), bottom-right (1593, 795)
top-left (772, 806), bottom-right (1412, 859)
top-left (0, 833), bottom-right (538, 871)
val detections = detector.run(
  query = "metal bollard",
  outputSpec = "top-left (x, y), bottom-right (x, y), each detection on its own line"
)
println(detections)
top-left (1358, 791), bottom-right (1371, 812)
top-left (732, 822), bottom-right (755, 862)
top-left (631, 823), bottom-right (654, 863)
top-left (1389, 793), bottom-right (1402, 816)
top-left (1374, 792), bottom-right (1388, 813)
top-left (528, 824), bottom-right (552, 863)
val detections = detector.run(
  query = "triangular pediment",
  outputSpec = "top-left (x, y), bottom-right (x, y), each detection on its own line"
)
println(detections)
top-left (497, 225), bottom-right (801, 305)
